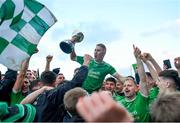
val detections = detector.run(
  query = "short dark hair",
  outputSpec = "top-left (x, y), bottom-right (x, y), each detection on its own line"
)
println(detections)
top-left (40, 71), bottom-right (56, 85)
top-left (29, 79), bottom-right (40, 90)
top-left (58, 73), bottom-right (64, 76)
top-left (97, 43), bottom-right (106, 52)
top-left (158, 70), bottom-right (180, 90)
top-left (151, 92), bottom-right (180, 122)
top-left (52, 68), bottom-right (60, 74)
top-left (105, 77), bottom-right (116, 84)
top-left (127, 75), bottom-right (135, 81)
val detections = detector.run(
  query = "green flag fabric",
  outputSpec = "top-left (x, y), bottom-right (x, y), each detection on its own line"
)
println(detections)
top-left (0, 0), bottom-right (57, 71)
top-left (132, 63), bottom-right (137, 72)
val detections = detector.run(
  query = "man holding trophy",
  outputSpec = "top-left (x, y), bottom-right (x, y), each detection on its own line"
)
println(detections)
top-left (60, 31), bottom-right (125, 94)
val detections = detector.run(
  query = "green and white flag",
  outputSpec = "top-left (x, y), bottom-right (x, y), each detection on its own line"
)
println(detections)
top-left (0, 0), bottom-right (57, 71)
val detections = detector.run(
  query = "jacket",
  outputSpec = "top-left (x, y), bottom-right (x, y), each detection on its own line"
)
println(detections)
top-left (33, 65), bottom-right (88, 122)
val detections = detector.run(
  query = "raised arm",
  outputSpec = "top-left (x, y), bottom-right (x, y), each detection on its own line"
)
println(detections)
top-left (143, 53), bottom-right (162, 74)
top-left (12, 58), bottom-right (30, 92)
top-left (50, 56), bottom-right (89, 104)
top-left (133, 45), bottom-right (148, 96)
top-left (45, 55), bottom-right (53, 71)
top-left (113, 73), bottom-right (126, 84)
top-left (142, 53), bottom-right (159, 82)
top-left (71, 54), bottom-right (90, 82)
top-left (20, 86), bottom-right (54, 104)
top-left (174, 57), bottom-right (180, 77)
top-left (70, 49), bottom-right (77, 61)
top-left (12, 48), bottom-right (38, 92)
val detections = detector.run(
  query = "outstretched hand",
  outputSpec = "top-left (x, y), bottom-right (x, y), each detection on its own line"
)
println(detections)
top-left (133, 44), bottom-right (141, 58)
top-left (141, 53), bottom-right (149, 63)
top-left (76, 91), bottom-right (133, 122)
top-left (142, 53), bottom-right (153, 61)
top-left (83, 54), bottom-right (93, 66)
top-left (46, 55), bottom-right (53, 62)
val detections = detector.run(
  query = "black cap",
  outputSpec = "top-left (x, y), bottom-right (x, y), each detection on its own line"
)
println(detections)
top-left (52, 68), bottom-right (60, 74)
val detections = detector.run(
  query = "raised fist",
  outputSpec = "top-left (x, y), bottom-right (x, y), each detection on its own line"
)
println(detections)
top-left (46, 55), bottom-right (53, 62)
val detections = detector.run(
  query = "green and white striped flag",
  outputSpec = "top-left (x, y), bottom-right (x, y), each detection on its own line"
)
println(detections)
top-left (0, 0), bottom-right (57, 71)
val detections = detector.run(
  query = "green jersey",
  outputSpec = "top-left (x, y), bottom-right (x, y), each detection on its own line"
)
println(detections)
top-left (76, 56), bottom-right (116, 93)
top-left (10, 91), bottom-right (25, 105)
top-left (148, 87), bottom-right (159, 105)
top-left (118, 92), bottom-right (151, 122)
top-left (113, 92), bottom-right (125, 101)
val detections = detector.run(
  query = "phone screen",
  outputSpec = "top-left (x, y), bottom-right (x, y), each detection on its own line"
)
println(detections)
top-left (163, 59), bottom-right (172, 69)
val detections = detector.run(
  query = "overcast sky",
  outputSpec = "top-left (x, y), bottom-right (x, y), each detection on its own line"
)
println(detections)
top-left (0, 0), bottom-right (180, 79)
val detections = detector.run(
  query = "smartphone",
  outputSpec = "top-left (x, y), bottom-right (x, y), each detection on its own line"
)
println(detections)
top-left (163, 59), bottom-right (172, 69)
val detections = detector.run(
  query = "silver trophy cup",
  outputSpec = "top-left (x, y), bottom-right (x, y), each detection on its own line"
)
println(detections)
top-left (59, 31), bottom-right (84, 54)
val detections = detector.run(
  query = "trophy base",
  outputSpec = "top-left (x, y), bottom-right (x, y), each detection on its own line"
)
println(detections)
top-left (59, 41), bottom-right (73, 54)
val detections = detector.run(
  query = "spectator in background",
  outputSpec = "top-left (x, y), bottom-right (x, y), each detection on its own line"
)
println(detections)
top-left (10, 58), bottom-right (31, 105)
top-left (25, 50), bottom-right (39, 82)
top-left (114, 80), bottom-right (124, 101)
top-left (157, 69), bottom-right (180, 94)
top-left (21, 55), bottom-right (89, 122)
top-left (10, 48), bottom-right (38, 105)
top-left (0, 69), bottom-right (17, 105)
top-left (145, 72), bottom-right (156, 90)
top-left (26, 70), bottom-right (32, 80)
top-left (145, 72), bottom-right (158, 105)
top-left (174, 56), bottom-right (180, 77)
top-left (150, 92), bottom-right (180, 122)
top-left (76, 91), bottom-right (180, 122)
top-left (104, 76), bottom-right (124, 101)
top-left (141, 52), bottom-right (180, 105)
top-left (118, 45), bottom-right (150, 122)
top-left (29, 79), bottom-right (44, 92)
top-left (55, 73), bottom-right (65, 87)
top-left (44, 55), bottom-right (65, 87)
top-left (20, 70), bottom-right (56, 105)
top-left (127, 75), bottom-right (136, 81)
top-left (70, 43), bottom-right (125, 93)
top-left (140, 52), bottom-right (160, 105)
top-left (63, 87), bottom-right (88, 122)
top-left (104, 77), bottom-right (116, 95)
top-left (26, 70), bottom-right (37, 82)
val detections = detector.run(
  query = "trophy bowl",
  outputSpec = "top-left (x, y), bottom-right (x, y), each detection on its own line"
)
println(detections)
top-left (59, 31), bottom-right (84, 54)
top-left (59, 40), bottom-right (74, 54)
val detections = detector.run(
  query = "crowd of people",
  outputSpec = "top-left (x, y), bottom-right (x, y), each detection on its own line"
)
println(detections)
top-left (0, 43), bottom-right (180, 122)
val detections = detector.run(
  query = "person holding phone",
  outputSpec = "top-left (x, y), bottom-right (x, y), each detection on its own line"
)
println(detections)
top-left (163, 59), bottom-right (172, 70)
